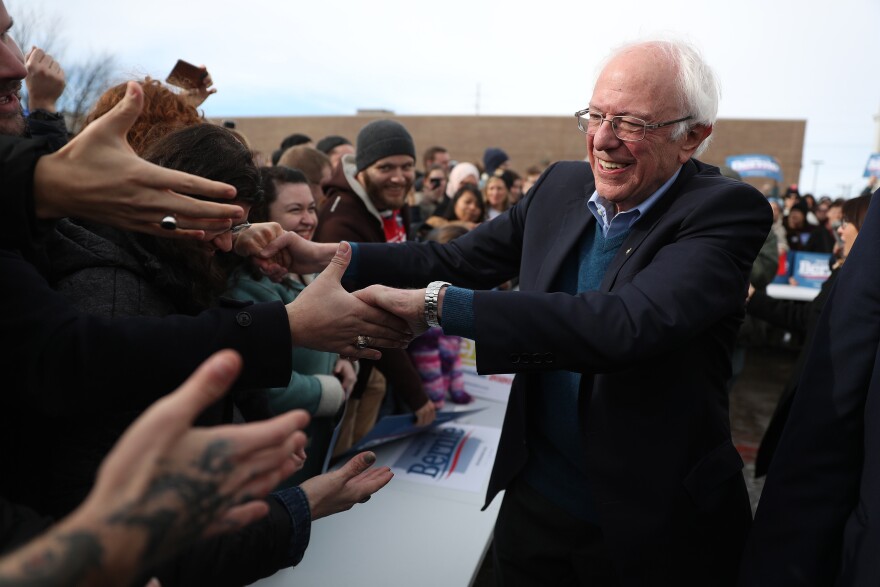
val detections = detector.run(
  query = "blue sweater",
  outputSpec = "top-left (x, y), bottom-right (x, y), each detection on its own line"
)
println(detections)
top-left (520, 222), bottom-right (630, 522)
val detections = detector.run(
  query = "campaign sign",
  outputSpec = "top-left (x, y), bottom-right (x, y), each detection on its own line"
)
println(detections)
top-left (789, 251), bottom-right (832, 289)
top-left (771, 250), bottom-right (791, 284)
top-left (726, 154), bottom-right (783, 182)
top-left (459, 338), bottom-right (513, 403)
top-left (390, 423), bottom-right (501, 492)
top-left (863, 153), bottom-right (880, 178)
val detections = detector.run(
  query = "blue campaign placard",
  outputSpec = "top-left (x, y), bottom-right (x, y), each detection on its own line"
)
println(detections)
top-left (789, 251), bottom-right (832, 288)
top-left (726, 154), bottom-right (783, 182)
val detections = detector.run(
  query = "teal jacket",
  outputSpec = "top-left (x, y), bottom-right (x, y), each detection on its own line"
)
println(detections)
top-left (225, 270), bottom-right (346, 417)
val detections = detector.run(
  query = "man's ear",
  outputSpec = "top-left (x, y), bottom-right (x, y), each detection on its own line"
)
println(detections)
top-left (679, 124), bottom-right (712, 162)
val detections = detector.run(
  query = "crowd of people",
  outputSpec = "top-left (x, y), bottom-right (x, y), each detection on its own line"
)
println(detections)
top-left (2, 2), bottom-right (880, 585)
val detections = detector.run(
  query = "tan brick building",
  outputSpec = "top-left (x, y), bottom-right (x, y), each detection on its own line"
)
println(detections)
top-left (215, 115), bottom-right (805, 192)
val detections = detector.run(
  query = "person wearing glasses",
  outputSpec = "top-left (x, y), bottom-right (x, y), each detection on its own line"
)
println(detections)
top-left (267, 38), bottom-right (771, 585)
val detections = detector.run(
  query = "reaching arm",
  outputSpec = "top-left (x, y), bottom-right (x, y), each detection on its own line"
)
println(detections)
top-left (0, 350), bottom-right (310, 587)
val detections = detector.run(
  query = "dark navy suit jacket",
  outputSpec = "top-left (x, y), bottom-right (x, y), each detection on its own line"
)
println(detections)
top-left (739, 191), bottom-right (880, 587)
top-left (356, 159), bottom-right (771, 586)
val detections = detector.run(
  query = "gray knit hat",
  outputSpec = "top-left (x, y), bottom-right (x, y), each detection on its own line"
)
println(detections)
top-left (355, 119), bottom-right (415, 172)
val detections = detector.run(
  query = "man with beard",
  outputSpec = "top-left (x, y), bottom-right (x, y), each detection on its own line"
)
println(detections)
top-left (314, 119), bottom-right (435, 450)
top-left (0, 6), bottom-right (27, 138)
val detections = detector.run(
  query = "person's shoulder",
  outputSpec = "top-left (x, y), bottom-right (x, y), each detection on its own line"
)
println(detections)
top-left (687, 159), bottom-right (767, 202)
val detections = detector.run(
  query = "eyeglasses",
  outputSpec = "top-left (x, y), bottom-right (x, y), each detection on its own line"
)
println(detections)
top-left (574, 108), bottom-right (693, 142)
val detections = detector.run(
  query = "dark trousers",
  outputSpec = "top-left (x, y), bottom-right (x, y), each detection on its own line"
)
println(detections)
top-left (493, 480), bottom-right (621, 587)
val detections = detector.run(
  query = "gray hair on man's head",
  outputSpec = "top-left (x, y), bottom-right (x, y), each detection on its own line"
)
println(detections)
top-left (596, 36), bottom-right (720, 156)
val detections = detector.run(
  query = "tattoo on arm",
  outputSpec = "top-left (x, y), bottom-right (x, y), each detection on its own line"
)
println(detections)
top-left (0, 531), bottom-right (103, 587)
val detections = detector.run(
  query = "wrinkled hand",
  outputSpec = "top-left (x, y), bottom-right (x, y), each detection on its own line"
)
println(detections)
top-left (334, 358), bottom-right (357, 396)
top-left (413, 399), bottom-right (436, 427)
top-left (299, 452), bottom-right (393, 520)
top-left (25, 46), bottom-right (65, 112)
top-left (287, 242), bottom-right (413, 360)
top-left (82, 350), bottom-right (310, 568)
top-left (33, 81), bottom-right (244, 238)
top-left (258, 231), bottom-right (338, 275)
top-left (353, 285), bottom-right (429, 338)
top-left (179, 65), bottom-right (216, 109)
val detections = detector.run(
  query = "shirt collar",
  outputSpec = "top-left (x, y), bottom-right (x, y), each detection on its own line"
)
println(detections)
top-left (587, 165), bottom-right (683, 237)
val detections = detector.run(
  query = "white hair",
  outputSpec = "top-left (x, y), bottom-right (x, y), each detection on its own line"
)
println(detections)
top-left (595, 37), bottom-right (720, 156)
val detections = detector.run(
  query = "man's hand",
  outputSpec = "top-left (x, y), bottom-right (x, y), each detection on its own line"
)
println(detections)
top-left (179, 65), bottom-right (216, 109)
top-left (81, 350), bottom-right (309, 572)
top-left (258, 231), bottom-right (338, 275)
top-left (353, 285), bottom-right (430, 338)
top-left (288, 242), bottom-right (413, 360)
top-left (25, 46), bottom-right (65, 112)
top-left (298, 452), bottom-right (393, 520)
top-left (33, 81), bottom-right (244, 238)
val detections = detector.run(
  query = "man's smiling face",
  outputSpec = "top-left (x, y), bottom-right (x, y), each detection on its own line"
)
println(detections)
top-left (587, 45), bottom-right (699, 212)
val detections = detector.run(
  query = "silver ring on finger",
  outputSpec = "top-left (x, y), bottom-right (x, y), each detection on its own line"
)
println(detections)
top-left (160, 215), bottom-right (178, 230)
top-left (356, 335), bottom-right (368, 350)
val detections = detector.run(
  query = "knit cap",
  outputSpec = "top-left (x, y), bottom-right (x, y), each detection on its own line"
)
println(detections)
top-left (355, 120), bottom-right (415, 172)
top-left (483, 147), bottom-right (509, 176)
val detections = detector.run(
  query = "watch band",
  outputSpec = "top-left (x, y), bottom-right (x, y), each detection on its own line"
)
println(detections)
top-left (424, 281), bottom-right (451, 328)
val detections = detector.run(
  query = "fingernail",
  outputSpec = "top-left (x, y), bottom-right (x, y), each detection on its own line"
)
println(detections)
top-left (337, 241), bottom-right (350, 255)
top-left (364, 452), bottom-right (376, 465)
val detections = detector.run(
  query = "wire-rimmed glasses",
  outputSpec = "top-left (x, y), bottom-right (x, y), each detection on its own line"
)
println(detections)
top-left (575, 108), bottom-right (693, 142)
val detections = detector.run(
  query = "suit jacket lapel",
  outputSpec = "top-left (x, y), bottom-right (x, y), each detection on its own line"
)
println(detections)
top-left (534, 169), bottom-right (595, 292)
top-left (599, 159), bottom-right (700, 292)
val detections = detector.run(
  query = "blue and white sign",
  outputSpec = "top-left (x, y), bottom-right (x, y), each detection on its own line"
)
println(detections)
top-left (789, 251), bottom-right (833, 289)
top-left (726, 154), bottom-right (783, 182)
top-left (863, 153), bottom-right (880, 178)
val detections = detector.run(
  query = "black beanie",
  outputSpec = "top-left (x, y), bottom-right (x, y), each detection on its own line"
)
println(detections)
top-left (355, 120), bottom-right (415, 172)
top-left (316, 135), bottom-right (351, 154)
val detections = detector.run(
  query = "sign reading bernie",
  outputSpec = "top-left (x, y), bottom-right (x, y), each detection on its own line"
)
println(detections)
top-left (726, 154), bottom-right (783, 182)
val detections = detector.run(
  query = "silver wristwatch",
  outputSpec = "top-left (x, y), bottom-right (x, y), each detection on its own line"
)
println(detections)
top-left (424, 281), bottom-right (451, 328)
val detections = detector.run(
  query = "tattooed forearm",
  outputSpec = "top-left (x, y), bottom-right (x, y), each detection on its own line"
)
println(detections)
top-left (0, 531), bottom-right (103, 587)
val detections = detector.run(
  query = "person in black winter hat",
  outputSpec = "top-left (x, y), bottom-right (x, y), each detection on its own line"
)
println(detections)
top-left (482, 147), bottom-right (509, 177)
top-left (355, 119), bottom-right (415, 172)
top-left (316, 134), bottom-right (354, 170)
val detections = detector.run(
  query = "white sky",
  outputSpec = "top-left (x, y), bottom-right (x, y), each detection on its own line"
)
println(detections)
top-left (22, 0), bottom-right (880, 198)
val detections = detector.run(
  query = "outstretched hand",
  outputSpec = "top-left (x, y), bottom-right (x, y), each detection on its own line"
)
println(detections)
top-left (257, 231), bottom-right (338, 276)
top-left (287, 242), bottom-right (413, 360)
top-left (32, 81), bottom-right (244, 238)
top-left (179, 65), bottom-right (217, 109)
top-left (353, 284), bottom-right (430, 339)
top-left (299, 452), bottom-right (393, 520)
top-left (232, 222), bottom-right (291, 281)
top-left (82, 350), bottom-right (310, 566)
top-left (25, 46), bottom-right (66, 112)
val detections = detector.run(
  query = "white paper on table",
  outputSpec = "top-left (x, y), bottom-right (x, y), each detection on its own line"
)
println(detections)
top-left (384, 423), bottom-right (501, 493)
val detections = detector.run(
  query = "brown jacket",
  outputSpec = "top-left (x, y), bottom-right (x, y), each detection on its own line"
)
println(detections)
top-left (313, 156), bottom-right (425, 411)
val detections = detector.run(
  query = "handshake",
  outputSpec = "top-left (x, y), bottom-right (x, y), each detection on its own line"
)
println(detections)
top-left (232, 225), bottom-right (442, 358)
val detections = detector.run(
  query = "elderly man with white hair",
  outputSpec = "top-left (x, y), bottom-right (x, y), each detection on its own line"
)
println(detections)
top-left (273, 37), bottom-right (772, 586)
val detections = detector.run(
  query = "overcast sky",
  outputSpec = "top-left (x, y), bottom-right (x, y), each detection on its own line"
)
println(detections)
top-left (22, 0), bottom-right (880, 198)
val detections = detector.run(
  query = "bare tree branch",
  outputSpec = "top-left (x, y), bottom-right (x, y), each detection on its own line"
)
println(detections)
top-left (11, 0), bottom-right (118, 133)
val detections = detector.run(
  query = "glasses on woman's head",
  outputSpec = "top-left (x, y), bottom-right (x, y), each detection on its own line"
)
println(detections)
top-left (574, 108), bottom-right (693, 142)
